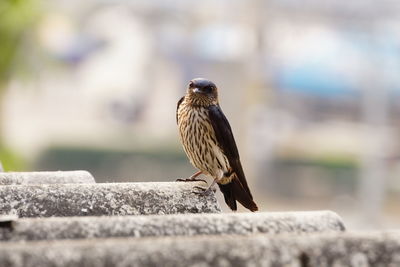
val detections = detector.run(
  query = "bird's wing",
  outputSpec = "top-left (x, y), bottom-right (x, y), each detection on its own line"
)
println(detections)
top-left (208, 105), bottom-right (253, 198)
top-left (176, 96), bottom-right (184, 124)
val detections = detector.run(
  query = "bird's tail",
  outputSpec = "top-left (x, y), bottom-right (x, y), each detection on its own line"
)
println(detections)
top-left (218, 176), bottom-right (258, 212)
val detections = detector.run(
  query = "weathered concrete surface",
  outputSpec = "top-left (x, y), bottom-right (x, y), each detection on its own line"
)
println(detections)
top-left (0, 232), bottom-right (399, 266)
top-left (0, 211), bottom-right (344, 241)
top-left (0, 171), bottom-right (95, 185)
top-left (0, 182), bottom-right (220, 217)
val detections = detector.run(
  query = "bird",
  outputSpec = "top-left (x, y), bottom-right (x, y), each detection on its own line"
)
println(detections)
top-left (176, 78), bottom-right (258, 212)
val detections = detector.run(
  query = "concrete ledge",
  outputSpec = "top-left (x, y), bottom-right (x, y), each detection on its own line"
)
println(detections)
top-left (0, 171), bottom-right (95, 185)
top-left (0, 232), bottom-right (399, 266)
top-left (0, 211), bottom-right (344, 241)
top-left (0, 182), bottom-right (220, 217)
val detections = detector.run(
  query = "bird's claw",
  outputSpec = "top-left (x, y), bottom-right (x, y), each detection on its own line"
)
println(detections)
top-left (192, 185), bottom-right (216, 196)
top-left (192, 186), bottom-right (208, 196)
top-left (176, 178), bottom-right (207, 184)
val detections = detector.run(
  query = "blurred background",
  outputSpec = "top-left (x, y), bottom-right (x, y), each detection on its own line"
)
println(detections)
top-left (1, 0), bottom-right (399, 229)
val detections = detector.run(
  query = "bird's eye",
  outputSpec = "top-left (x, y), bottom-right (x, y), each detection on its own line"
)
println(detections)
top-left (189, 81), bottom-right (194, 88)
top-left (204, 86), bottom-right (213, 93)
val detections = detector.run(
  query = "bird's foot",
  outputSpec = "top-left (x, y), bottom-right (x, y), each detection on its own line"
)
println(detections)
top-left (192, 185), bottom-right (216, 196)
top-left (176, 171), bottom-right (205, 183)
top-left (176, 178), bottom-right (207, 183)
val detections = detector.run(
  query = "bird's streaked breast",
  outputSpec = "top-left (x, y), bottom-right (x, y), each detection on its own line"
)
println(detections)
top-left (177, 99), bottom-right (230, 179)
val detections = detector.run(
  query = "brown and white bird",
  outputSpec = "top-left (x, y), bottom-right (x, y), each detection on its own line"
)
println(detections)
top-left (176, 78), bottom-right (258, 212)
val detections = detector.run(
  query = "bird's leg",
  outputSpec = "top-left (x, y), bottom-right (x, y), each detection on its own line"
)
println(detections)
top-left (189, 171), bottom-right (203, 180)
top-left (193, 178), bottom-right (217, 195)
top-left (176, 171), bottom-right (206, 183)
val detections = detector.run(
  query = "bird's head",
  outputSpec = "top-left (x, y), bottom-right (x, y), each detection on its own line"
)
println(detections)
top-left (186, 78), bottom-right (218, 106)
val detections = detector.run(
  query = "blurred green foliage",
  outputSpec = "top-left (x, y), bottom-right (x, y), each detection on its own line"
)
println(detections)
top-left (0, 0), bottom-right (41, 170)
top-left (0, 0), bottom-right (40, 85)
top-left (0, 146), bottom-right (25, 171)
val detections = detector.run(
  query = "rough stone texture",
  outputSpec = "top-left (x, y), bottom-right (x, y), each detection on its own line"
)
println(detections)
top-left (0, 211), bottom-right (344, 241)
top-left (0, 182), bottom-right (221, 217)
top-left (0, 232), bottom-right (399, 266)
top-left (0, 171), bottom-right (95, 185)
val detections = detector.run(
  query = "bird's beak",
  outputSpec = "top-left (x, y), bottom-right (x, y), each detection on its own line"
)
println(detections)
top-left (192, 88), bottom-right (201, 94)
